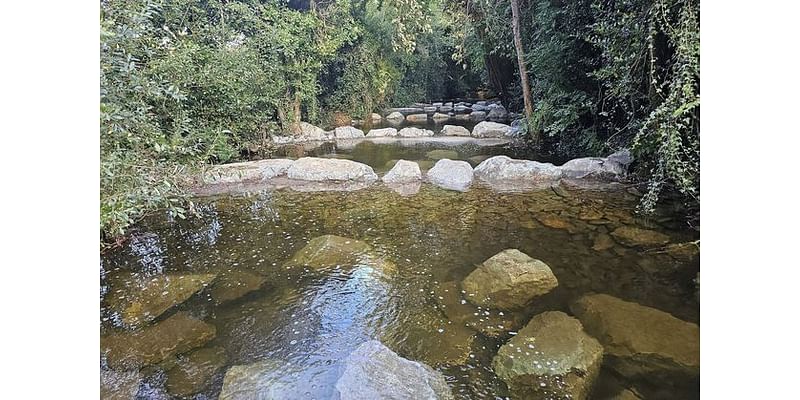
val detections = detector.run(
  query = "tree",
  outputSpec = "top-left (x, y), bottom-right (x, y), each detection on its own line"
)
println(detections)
top-left (510, 0), bottom-right (535, 135)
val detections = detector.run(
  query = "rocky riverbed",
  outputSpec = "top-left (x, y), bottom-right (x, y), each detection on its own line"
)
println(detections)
top-left (101, 174), bottom-right (699, 399)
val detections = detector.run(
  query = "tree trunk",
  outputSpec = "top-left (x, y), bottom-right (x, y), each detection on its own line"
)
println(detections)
top-left (511, 0), bottom-right (535, 134)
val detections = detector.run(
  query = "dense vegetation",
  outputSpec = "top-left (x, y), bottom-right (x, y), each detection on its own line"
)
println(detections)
top-left (100, 0), bottom-right (700, 243)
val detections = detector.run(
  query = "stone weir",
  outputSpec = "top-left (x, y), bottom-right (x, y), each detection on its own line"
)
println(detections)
top-left (191, 149), bottom-right (634, 197)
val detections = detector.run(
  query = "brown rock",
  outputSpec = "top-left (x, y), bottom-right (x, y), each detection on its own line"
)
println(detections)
top-left (209, 270), bottom-right (267, 304)
top-left (610, 226), bottom-right (670, 247)
top-left (592, 233), bottom-right (616, 251)
top-left (101, 312), bottom-right (216, 370)
top-left (166, 346), bottom-right (228, 397)
top-left (462, 249), bottom-right (558, 310)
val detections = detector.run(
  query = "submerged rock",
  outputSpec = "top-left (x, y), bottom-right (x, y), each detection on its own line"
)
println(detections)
top-left (166, 346), bottom-right (228, 397)
top-left (383, 160), bottom-right (422, 184)
top-left (592, 233), bottom-right (616, 251)
top-left (440, 125), bottom-right (471, 136)
top-left (461, 249), bottom-right (558, 310)
top-left (366, 127), bottom-right (398, 137)
top-left (492, 311), bottom-right (603, 400)
top-left (398, 127), bottom-right (434, 137)
top-left (334, 340), bottom-right (454, 400)
top-left (286, 157), bottom-right (378, 182)
top-left (100, 368), bottom-right (142, 400)
top-left (570, 294), bottom-right (700, 385)
top-left (474, 155), bottom-right (562, 188)
top-left (105, 272), bottom-right (217, 327)
top-left (285, 235), bottom-right (373, 270)
top-left (208, 270), bottom-right (267, 304)
top-left (472, 121), bottom-right (511, 137)
top-left (203, 159), bottom-right (294, 184)
top-left (101, 312), bottom-right (216, 370)
top-left (384, 305), bottom-right (477, 367)
top-left (425, 149), bottom-right (459, 160)
top-left (610, 226), bottom-right (670, 247)
top-left (434, 281), bottom-right (526, 338)
top-left (334, 126), bottom-right (365, 139)
top-left (426, 159), bottom-right (474, 191)
top-left (219, 359), bottom-right (292, 400)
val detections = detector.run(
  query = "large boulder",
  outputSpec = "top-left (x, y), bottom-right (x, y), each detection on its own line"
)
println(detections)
top-left (440, 125), bottom-right (471, 136)
top-left (334, 126), bottom-right (365, 139)
top-left (492, 311), bottom-right (604, 400)
top-left (570, 294), bottom-right (700, 386)
top-left (472, 121), bottom-right (512, 137)
top-left (297, 122), bottom-right (331, 141)
top-left (165, 346), bottom-right (228, 397)
top-left (203, 159), bottom-right (294, 184)
top-left (385, 111), bottom-right (405, 122)
top-left (105, 272), bottom-right (217, 327)
top-left (101, 312), bottom-right (216, 370)
top-left (610, 226), bottom-right (670, 248)
top-left (487, 105), bottom-right (509, 121)
top-left (426, 159), bottom-right (474, 192)
top-left (561, 157), bottom-right (626, 180)
top-left (474, 156), bottom-right (562, 187)
top-left (287, 157), bottom-right (378, 182)
top-left (382, 160), bottom-right (422, 184)
top-left (398, 127), bottom-right (434, 137)
top-left (334, 340), bottom-right (454, 400)
top-left (406, 113), bottom-right (429, 123)
top-left (470, 111), bottom-right (487, 121)
top-left (366, 127), bottom-right (398, 137)
top-left (461, 249), bottom-right (558, 310)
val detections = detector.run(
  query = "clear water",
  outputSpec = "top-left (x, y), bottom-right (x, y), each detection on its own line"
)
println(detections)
top-left (101, 176), bottom-right (699, 399)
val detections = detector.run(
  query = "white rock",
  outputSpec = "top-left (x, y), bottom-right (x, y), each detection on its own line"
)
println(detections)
top-left (426, 159), bottom-right (474, 192)
top-left (398, 127), bottom-right (434, 137)
top-left (382, 160), bottom-right (422, 184)
top-left (472, 121), bottom-right (512, 137)
top-left (440, 125), bottom-right (471, 136)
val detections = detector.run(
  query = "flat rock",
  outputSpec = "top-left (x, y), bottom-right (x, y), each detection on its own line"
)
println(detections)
top-left (383, 160), bottom-right (422, 184)
top-left (426, 159), bottom-right (473, 191)
top-left (561, 157), bottom-right (625, 180)
top-left (208, 270), bottom-right (267, 304)
top-left (101, 312), bottom-right (216, 370)
top-left (493, 311), bottom-right (603, 400)
top-left (334, 126), bottom-right (365, 139)
top-left (366, 127), bottom-right (398, 137)
top-left (166, 346), bottom-right (228, 397)
top-left (406, 113), bottom-right (429, 123)
top-left (286, 157), bottom-right (378, 182)
top-left (432, 112), bottom-right (451, 121)
top-left (425, 149), bottom-right (459, 160)
top-left (203, 159), bottom-right (294, 184)
top-left (101, 368), bottom-right (142, 400)
top-left (334, 340), bottom-right (454, 400)
top-left (472, 121), bottom-right (511, 137)
top-left (440, 125), bottom-right (471, 136)
top-left (474, 155), bottom-right (562, 187)
top-left (398, 127), bottom-right (434, 137)
top-left (570, 294), bottom-right (700, 384)
top-left (461, 249), bottom-right (558, 310)
top-left (105, 272), bottom-right (217, 327)
top-left (610, 226), bottom-right (670, 247)
top-left (385, 107), bottom-right (425, 116)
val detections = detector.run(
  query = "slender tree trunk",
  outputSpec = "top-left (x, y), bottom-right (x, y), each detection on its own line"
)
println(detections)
top-left (511, 0), bottom-right (535, 130)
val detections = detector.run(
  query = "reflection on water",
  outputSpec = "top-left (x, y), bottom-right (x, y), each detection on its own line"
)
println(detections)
top-left (101, 184), bottom-right (699, 399)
